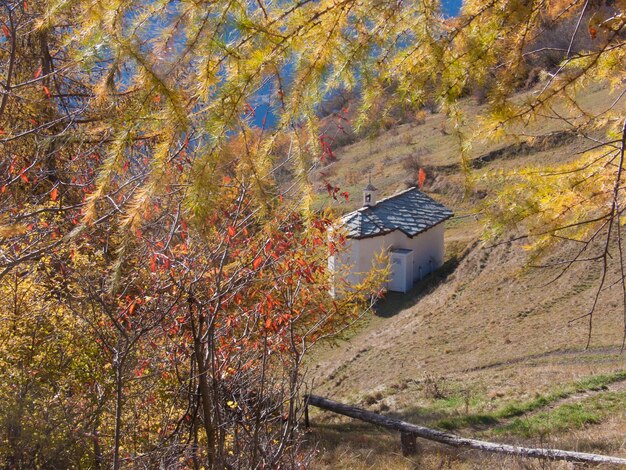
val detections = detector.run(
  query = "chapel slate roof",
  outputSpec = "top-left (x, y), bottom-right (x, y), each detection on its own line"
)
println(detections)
top-left (341, 187), bottom-right (453, 239)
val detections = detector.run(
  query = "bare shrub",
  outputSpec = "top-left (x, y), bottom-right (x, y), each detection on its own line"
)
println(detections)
top-left (414, 110), bottom-right (427, 125)
top-left (422, 373), bottom-right (448, 400)
top-left (401, 147), bottom-right (431, 183)
top-left (382, 115), bottom-right (398, 130)
top-left (363, 394), bottom-right (377, 406)
top-left (402, 155), bottom-right (420, 174)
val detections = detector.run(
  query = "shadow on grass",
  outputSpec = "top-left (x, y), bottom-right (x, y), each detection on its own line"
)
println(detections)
top-left (308, 405), bottom-right (487, 435)
top-left (375, 255), bottom-right (461, 318)
top-left (385, 407), bottom-right (499, 431)
top-left (303, 419), bottom-right (399, 453)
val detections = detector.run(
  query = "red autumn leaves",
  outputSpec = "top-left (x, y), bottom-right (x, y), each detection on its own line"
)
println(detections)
top-left (325, 181), bottom-right (349, 201)
top-left (418, 168), bottom-right (426, 188)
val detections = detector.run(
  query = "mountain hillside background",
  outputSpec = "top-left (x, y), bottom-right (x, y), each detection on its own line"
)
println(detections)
top-left (305, 81), bottom-right (626, 469)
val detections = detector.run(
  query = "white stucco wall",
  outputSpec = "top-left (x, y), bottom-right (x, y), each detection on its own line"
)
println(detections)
top-left (329, 223), bottom-right (446, 292)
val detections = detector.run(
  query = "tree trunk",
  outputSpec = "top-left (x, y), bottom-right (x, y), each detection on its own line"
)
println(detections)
top-left (193, 330), bottom-right (216, 468)
top-left (112, 355), bottom-right (124, 470)
top-left (93, 418), bottom-right (103, 470)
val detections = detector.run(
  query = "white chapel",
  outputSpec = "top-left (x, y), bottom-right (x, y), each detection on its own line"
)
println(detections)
top-left (329, 181), bottom-right (453, 293)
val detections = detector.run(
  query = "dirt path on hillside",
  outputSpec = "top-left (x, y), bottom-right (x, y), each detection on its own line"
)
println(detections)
top-left (461, 347), bottom-right (626, 374)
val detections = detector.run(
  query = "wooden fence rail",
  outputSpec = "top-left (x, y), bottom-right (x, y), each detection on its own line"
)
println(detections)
top-left (305, 394), bottom-right (626, 466)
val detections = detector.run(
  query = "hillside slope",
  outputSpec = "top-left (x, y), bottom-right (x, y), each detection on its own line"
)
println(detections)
top-left (306, 83), bottom-right (626, 469)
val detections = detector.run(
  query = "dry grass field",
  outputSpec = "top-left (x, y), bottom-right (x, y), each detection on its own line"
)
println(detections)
top-left (305, 82), bottom-right (626, 469)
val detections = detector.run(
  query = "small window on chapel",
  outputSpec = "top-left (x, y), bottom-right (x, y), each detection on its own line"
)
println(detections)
top-left (365, 194), bottom-right (371, 202)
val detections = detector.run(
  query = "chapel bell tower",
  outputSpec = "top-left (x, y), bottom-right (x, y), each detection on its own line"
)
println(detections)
top-left (363, 175), bottom-right (378, 207)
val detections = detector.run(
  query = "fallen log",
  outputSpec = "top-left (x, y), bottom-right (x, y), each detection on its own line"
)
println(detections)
top-left (306, 394), bottom-right (626, 466)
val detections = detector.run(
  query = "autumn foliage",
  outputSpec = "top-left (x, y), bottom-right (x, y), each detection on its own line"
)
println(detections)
top-left (0, 0), bottom-right (385, 466)
top-left (3, 0), bottom-right (626, 467)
